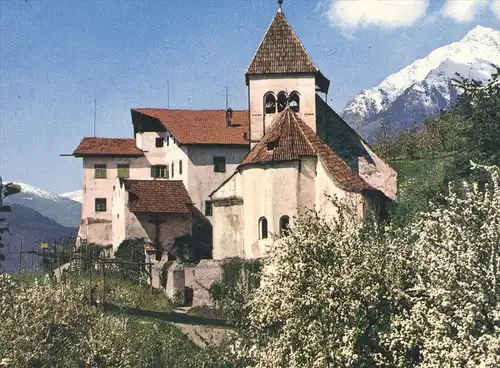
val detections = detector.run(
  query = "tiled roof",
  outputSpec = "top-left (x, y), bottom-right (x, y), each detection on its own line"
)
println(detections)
top-left (73, 137), bottom-right (144, 156)
top-left (247, 11), bottom-right (318, 75)
top-left (124, 180), bottom-right (193, 213)
top-left (239, 108), bottom-right (375, 192)
top-left (131, 108), bottom-right (249, 145)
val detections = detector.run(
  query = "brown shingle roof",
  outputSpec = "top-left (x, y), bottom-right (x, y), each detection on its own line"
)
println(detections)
top-left (131, 108), bottom-right (249, 145)
top-left (247, 11), bottom-right (317, 75)
top-left (124, 180), bottom-right (193, 213)
top-left (239, 108), bottom-right (375, 192)
top-left (73, 137), bottom-right (144, 156)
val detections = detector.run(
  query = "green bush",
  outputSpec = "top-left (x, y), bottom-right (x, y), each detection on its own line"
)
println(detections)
top-left (210, 258), bottom-right (262, 323)
top-left (114, 238), bottom-right (148, 281)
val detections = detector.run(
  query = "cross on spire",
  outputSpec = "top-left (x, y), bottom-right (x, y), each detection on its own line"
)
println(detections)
top-left (278, 0), bottom-right (283, 12)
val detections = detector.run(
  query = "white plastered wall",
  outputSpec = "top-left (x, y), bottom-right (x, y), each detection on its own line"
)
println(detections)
top-left (186, 145), bottom-right (248, 218)
top-left (211, 172), bottom-right (244, 260)
top-left (315, 158), bottom-right (365, 222)
top-left (241, 159), bottom-right (316, 259)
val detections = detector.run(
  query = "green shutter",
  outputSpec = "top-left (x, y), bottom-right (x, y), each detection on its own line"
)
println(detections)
top-left (117, 164), bottom-right (129, 178)
top-left (95, 164), bottom-right (107, 179)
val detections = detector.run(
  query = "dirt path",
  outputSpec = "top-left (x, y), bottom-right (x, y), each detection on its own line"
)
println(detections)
top-left (172, 307), bottom-right (232, 348)
top-left (109, 304), bottom-right (232, 348)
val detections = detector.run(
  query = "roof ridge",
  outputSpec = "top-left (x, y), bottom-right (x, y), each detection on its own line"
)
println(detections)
top-left (289, 111), bottom-right (375, 192)
top-left (245, 11), bottom-right (279, 74)
top-left (282, 13), bottom-right (318, 71)
top-left (289, 109), bottom-right (316, 154)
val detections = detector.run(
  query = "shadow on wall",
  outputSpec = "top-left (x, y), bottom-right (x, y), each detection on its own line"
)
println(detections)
top-left (316, 95), bottom-right (375, 172)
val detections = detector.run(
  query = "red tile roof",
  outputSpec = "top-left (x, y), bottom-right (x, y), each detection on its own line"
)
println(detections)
top-left (239, 108), bottom-right (375, 192)
top-left (132, 108), bottom-right (250, 145)
top-left (73, 137), bottom-right (143, 157)
top-left (124, 180), bottom-right (193, 213)
top-left (247, 11), bottom-right (317, 75)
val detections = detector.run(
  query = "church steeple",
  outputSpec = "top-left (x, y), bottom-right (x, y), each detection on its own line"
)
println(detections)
top-left (246, 4), bottom-right (329, 147)
top-left (246, 3), bottom-right (329, 93)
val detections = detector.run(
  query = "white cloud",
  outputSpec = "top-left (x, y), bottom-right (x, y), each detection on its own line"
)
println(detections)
top-left (492, 0), bottom-right (500, 19)
top-left (327, 0), bottom-right (429, 30)
top-left (440, 0), bottom-right (488, 22)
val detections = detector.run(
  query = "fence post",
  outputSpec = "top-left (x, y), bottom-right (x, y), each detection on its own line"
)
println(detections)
top-left (88, 250), bottom-right (92, 307)
top-left (19, 241), bottom-right (23, 272)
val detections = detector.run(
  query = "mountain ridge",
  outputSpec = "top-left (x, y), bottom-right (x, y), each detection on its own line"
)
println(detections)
top-left (4, 182), bottom-right (81, 228)
top-left (342, 25), bottom-right (500, 140)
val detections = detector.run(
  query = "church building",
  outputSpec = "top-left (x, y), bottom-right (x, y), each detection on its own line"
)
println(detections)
top-left (71, 2), bottom-right (397, 261)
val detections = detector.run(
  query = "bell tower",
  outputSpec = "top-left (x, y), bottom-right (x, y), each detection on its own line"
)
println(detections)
top-left (245, 0), bottom-right (330, 147)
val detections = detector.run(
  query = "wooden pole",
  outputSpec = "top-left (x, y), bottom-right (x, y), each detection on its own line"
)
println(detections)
top-left (79, 246), bottom-right (82, 278)
top-left (55, 239), bottom-right (61, 282)
top-left (42, 248), bottom-right (45, 274)
top-left (19, 240), bottom-right (23, 272)
top-left (88, 250), bottom-right (92, 307)
top-left (149, 261), bottom-right (153, 294)
top-left (101, 255), bottom-right (106, 311)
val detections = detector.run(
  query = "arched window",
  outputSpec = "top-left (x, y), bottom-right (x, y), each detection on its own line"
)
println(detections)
top-left (289, 92), bottom-right (300, 112)
top-left (259, 217), bottom-right (268, 239)
top-left (264, 93), bottom-right (276, 114)
top-left (279, 216), bottom-right (290, 235)
top-left (277, 92), bottom-right (288, 112)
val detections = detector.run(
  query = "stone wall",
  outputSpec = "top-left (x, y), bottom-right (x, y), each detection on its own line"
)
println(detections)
top-left (192, 259), bottom-right (222, 307)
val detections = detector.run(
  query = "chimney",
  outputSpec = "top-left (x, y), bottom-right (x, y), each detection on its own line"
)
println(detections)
top-left (226, 107), bottom-right (233, 128)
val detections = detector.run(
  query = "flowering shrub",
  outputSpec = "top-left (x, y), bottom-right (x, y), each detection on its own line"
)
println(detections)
top-left (230, 163), bottom-right (499, 367)
top-left (0, 275), bottom-right (201, 367)
top-left (385, 162), bottom-right (500, 367)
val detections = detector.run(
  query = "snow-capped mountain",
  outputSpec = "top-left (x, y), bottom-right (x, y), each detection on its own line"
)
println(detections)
top-left (2, 204), bottom-right (77, 273)
top-left (5, 182), bottom-right (81, 228)
top-left (60, 190), bottom-right (83, 203)
top-left (342, 25), bottom-right (500, 141)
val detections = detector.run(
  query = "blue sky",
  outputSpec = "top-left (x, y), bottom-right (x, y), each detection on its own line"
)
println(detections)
top-left (1, 0), bottom-right (499, 194)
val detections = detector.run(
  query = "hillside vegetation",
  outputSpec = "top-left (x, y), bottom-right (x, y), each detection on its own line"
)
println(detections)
top-left (373, 66), bottom-right (500, 224)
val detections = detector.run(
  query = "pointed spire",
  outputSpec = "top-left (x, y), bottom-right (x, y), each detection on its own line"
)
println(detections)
top-left (245, 2), bottom-right (330, 93)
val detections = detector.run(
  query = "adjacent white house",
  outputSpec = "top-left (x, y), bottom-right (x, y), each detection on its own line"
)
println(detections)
top-left (72, 110), bottom-right (249, 255)
top-left (71, 3), bottom-right (396, 261)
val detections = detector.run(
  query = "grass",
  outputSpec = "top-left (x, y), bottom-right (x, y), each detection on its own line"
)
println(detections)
top-left (187, 306), bottom-right (230, 321)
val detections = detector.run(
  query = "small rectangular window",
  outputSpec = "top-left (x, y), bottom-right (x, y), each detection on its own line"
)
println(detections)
top-left (213, 156), bottom-right (226, 173)
top-left (117, 164), bottom-right (129, 178)
top-left (179, 160), bottom-right (183, 175)
top-left (205, 200), bottom-right (213, 217)
top-left (166, 136), bottom-right (170, 146)
top-left (150, 165), bottom-right (169, 179)
top-left (171, 162), bottom-right (174, 178)
top-left (95, 198), bottom-right (107, 212)
top-left (155, 137), bottom-right (164, 148)
top-left (94, 164), bottom-right (107, 179)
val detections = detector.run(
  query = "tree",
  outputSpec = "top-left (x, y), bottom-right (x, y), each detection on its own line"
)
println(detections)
top-left (453, 65), bottom-right (500, 164)
top-left (114, 238), bottom-right (147, 281)
top-left (230, 210), bottom-right (411, 367)
top-left (0, 178), bottom-right (21, 268)
top-left (385, 162), bottom-right (500, 367)
top-left (229, 163), bottom-right (500, 367)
